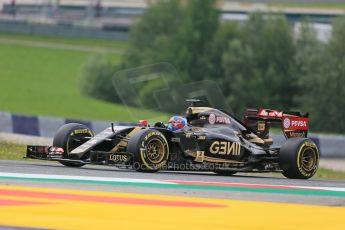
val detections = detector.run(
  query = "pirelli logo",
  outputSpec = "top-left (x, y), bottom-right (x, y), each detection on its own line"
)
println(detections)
top-left (73, 129), bottom-right (90, 135)
top-left (209, 141), bottom-right (241, 156)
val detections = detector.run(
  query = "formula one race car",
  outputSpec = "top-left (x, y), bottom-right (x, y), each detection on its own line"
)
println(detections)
top-left (26, 99), bottom-right (319, 179)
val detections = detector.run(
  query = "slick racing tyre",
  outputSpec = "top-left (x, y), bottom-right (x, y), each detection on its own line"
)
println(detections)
top-left (53, 123), bottom-right (94, 167)
top-left (279, 138), bottom-right (319, 179)
top-left (127, 129), bottom-right (169, 172)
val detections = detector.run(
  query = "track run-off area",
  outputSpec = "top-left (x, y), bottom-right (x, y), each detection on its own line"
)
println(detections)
top-left (0, 160), bottom-right (344, 229)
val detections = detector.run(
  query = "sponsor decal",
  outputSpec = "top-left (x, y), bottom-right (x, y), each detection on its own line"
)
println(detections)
top-left (197, 135), bottom-right (206, 140)
top-left (209, 141), bottom-right (241, 156)
top-left (194, 151), bottom-right (204, 162)
top-left (208, 114), bottom-right (231, 125)
top-left (282, 116), bottom-right (309, 131)
top-left (286, 131), bottom-right (306, 138)
top-left (216, 116), bottom-right (231, 124)
top-left (144, 131), bottom-right (161, 141)
top-left (171, 137), bottom-right (180, 143)
top-left (208, 114), bottom-right (216, 125)
top-left (257, 121), bottom-right (265, 131)
top-left (109, 154), bottom-right (128, 162)
top-left (304, 141), bottom-right (316, 148)
top-left (48, 147), bottom-right (64, 155)
top-left (283, 117), bottom-right (291, 129)
top-left (292, 120), bottom-right (307, 127)
top-left (73, 129), bottom-right (90, 135)
top-left (185, 132), bottom-right (193, 138)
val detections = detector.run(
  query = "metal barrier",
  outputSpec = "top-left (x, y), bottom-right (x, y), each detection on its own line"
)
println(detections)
top-left (271, 134), bottom-right (345, 158)
top-left (0, 111), bottom-right (135, 137)
top-left (0, 20), bottom-right (128, 40)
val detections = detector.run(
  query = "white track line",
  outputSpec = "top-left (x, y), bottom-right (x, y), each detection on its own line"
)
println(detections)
top-left (0, 172), bottom-right (176, 184)
top-left (0, 172), bottom-right (344, 192)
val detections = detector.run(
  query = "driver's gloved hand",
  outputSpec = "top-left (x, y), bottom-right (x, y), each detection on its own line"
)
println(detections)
top-left (154, 122), bottom-right (166, 128)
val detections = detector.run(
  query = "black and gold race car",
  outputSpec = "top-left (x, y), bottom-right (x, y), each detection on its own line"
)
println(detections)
top-left (26, 99), bottom-right (319, 179)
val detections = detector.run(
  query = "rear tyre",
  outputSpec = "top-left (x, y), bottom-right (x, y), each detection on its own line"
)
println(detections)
top-left (279, 138), bottom-right (319, 179)
top-left (127, 129), bottom-right (169, 172)
top-left (53, 123), bottom-right (94, 167)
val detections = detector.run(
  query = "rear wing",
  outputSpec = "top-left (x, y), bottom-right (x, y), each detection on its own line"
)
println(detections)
top-left (243, 108), bottom-right (309, 139)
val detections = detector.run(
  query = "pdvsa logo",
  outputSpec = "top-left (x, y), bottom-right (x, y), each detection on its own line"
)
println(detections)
top-left (291, 120), bottom-right (307, 127)
top-left (283, 117), bottom-right (291, 129)
top-left (283, 117), bottom-right (308, 130)
top-left (208, 113), bottom-right (231, 125)
top-left (208, 113), bottom-right (216, 124)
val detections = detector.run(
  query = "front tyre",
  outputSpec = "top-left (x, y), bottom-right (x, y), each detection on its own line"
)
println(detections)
top-left (127, 129), bottom-right (169, 172)
top-left (53, 123), bottom-right (94, 167)
top-left (279, 138), bottom-right (319, 179)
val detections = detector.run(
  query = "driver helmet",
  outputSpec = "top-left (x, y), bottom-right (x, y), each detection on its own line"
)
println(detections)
top-left (167, 116), bottom-right (187, 131)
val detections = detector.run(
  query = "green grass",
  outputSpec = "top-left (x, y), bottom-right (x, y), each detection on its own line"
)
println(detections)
top-left (0, 142), bottom-right (26, 161)
top-left (1, 141), bottom-right (344, 180)
top-left (314, 167), bottom-right (345, 180)
top-left (245, 168), bottom-right (345, 180)
top-left (0, 33), bottom-right (165, 121)
top-left (0, 32), bottom-right (128, 50)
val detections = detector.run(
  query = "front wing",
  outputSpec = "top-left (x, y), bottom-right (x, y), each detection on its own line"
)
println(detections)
top-left (26, 145), bottom-right (133, 165)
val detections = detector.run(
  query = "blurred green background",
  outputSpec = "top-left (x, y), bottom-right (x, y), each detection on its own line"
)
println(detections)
top-left (0, 0), bottom-right (344, 133)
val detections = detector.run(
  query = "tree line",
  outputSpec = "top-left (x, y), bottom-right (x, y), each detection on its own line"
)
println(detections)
top-left (79, 0), bottom-right (345, 133)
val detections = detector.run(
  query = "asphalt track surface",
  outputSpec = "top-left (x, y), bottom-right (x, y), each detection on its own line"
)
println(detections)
top-left (0, 160), bottom-right (344, 207)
